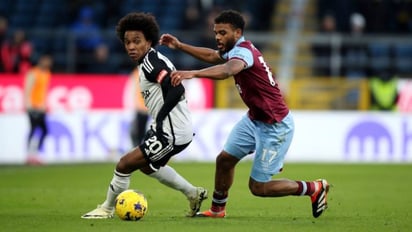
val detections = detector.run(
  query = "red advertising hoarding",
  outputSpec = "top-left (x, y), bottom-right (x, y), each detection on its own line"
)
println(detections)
top-left (0, 74), bottom-right (214, 112)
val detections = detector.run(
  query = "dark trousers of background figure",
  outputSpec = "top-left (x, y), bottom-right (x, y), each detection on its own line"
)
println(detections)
top-left (27, 110), bottom-right (48, 153)
top-left (130, 111), bottom-right (149, 147)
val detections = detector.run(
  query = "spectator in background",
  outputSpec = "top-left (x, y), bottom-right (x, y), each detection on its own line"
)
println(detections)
top-left (183, 0), bottom-right (203, 30)
top-left (70, 6), bottom-right (102, 72)
top-left (369, 72), bottom-right (398, 111)
top-left (71, 6), bottom-right (102, 52)
top-left (85, 43), bottom-right (119, 74)
top-left (311, 13), bottom-right (338, 77)
top-left (1, 29), bottom-right (33, 73)
top-left (316, 0), bottom-right (355, 33)
top-left (24, 53), bottom-right (53, 165)
top-left (0, 16), bottom-right (7, 42)
top-left (0, 16), bottom-right (8, 72)
top-left (349, 13), bottom-right (366, 36)
top-left (341, 13), bottom-right (369, 78)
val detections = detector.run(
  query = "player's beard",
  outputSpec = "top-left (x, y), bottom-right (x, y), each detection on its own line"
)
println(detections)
top-left (222, 37), bottom-right (236, 53)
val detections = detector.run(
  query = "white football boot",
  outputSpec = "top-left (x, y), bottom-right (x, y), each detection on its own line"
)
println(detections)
top-left (186, 187), bottom-right (208, 217)
top-left (81, 205), bottom-right (114, 219)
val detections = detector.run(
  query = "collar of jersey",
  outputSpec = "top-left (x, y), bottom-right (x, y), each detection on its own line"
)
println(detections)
top-left (223, 36), bottom-right (245, 55)
top-left (220, 36), bottom-right (245, 57)
top-left (137, 48), bottom-right (155, 64)
top-left (235, 36), bottom-right (245, 46)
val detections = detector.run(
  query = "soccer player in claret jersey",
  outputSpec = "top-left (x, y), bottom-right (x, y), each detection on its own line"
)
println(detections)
top-left (160, 10), bottom-right (329, 218)
top-left (81, 12), bottom-right (207, 219)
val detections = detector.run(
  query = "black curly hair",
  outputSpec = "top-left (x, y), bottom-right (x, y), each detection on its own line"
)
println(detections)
top-left (214, 10), bottom-right (245, 31)
top-left (116, 12), bottom-right (159, 47)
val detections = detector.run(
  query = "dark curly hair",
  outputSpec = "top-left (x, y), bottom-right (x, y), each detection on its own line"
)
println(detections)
top-left (214, 10), bottom-right (245, 31)
top-left (116, 12), bottom-right (159, 47)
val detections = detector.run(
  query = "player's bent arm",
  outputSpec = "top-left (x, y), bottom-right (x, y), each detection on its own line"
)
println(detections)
top-left (177, 42), bottom-right (223, 65)
top-left (156, 76), bottom-right (185, 127)
top-left (193, 59), bottom-right (245, 80)
top-left (160, 34), bottom-right (223, 64)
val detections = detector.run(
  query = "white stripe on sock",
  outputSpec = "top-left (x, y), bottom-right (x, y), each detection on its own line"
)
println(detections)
top-left (213, 197), bottom-right (227, 204)
top-left (300, 181), bottom-right (307, 196)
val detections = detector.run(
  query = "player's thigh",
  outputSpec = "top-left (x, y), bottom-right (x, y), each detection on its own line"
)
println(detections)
top-left (140, 135), bottom-right (191, 172)
top-left (223, 114), bottom-right (256, 159)
top-left (251, 112), bottom-right (295, 182)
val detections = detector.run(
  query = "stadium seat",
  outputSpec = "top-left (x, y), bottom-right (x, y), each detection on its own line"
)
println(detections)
top-left (14, 0), bottom-right (39, 12)
top-left (36, 0), bottom-right (68, 28)
top-left (52, 36), bottom-right (67, 53)
top-left (368, 43), bottom-right (392, 75)
top-left (8, 0), bottom-right (39, 30)
top-left (159, 16), bottom-right (182, 30)
top-left (158, 1), bottom-right (186, 30)
top-left (9, 14), bottom-right (33, 30)
top-left (0, 0), bottom-right (13, 17)
top-left (35, 14), bottom-right (55, 28)
top-left (343, 49), bottom-right (368, 78)
top-left (120, 0), bottom-right (154, 16)
top-left (368, 43), bottom-right (391, 57)
top-left (52, 53), bottom-right (68, 72)
top-left (393, 44), bottom-right (412, 75)
top-left (31, 37), bottom-right (50, 54)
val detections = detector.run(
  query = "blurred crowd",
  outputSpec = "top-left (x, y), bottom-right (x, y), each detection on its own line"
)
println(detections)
top-left (0, 0), bottom-right (276, 74)
top-left (312, 0), bottom-right (411, 111)
top-left (313, 0), bottom-right (412, 79)
top-left (317, 0), bottom-right (412, 34)
top-left (0, 0), bottom-right (411, 79)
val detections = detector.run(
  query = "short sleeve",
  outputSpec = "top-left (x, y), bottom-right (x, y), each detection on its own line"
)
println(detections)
top-left (227, 46), bottom-right (254, 69)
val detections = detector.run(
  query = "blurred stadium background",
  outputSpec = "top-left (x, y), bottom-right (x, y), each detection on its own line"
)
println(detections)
top-left (0, 0), bottom-right (411, 164)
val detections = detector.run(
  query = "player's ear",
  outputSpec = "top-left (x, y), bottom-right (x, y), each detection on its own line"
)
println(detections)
top-left (234, 28), bottom-right (242, 38)
top-left (146, 40), bottom-right (152, 50)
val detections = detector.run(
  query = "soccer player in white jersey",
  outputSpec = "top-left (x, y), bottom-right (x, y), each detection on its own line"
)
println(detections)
top-left (81, 12), bottom-right (207, 219)
top-left (160, 10), bottom-right (329, 218)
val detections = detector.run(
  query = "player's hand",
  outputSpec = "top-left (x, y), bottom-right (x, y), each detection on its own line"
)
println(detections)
top-left (159, 34), bottom-right (180, 49)
top-left (170, 70), bottom-right (195, 86)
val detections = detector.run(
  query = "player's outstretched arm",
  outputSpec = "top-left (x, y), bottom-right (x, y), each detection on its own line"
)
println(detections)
top-left (170, 59), bottom-right (245, 86)
top-left (159, 33), bottom-right (223, 65)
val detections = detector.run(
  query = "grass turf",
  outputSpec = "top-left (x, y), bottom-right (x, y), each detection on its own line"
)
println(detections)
top-left (0, 162), bottom-right (411, 232)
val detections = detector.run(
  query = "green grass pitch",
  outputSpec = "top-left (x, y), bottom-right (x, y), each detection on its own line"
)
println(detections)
top-left (0, 162), bottom-right (411, 232)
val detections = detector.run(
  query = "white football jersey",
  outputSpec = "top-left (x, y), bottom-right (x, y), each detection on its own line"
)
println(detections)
top-left (138, 48), bottom-right (193, 145)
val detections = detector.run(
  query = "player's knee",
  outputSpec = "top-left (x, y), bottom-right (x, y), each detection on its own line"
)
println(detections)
top-left (215, 152), bottom-right (225, 164)
top-left (248, 179), bottom-right (266, 197)
top-left (116, 156), bottom-right (128, 173)
top-left (116, 151), bottom-right (134, 173)
top-left (216, 151), bottom-right (238, 169)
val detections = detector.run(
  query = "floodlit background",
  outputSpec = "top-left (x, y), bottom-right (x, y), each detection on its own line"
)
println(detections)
top-left (0, 0), bottom-right (411, 164)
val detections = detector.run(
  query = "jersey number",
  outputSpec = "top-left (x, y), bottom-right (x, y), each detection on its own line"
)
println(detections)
top-left (145, 135), bottom-right (163, 154)
top-left (258, 56), bottom-right (276, 87)
top-left (262, 148), bottom-right (278, 163)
